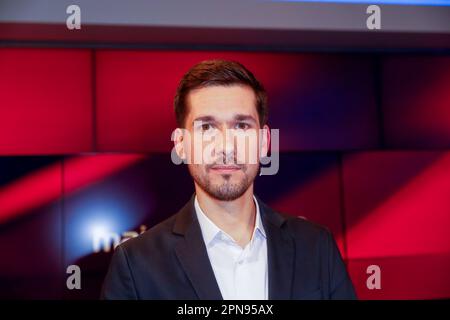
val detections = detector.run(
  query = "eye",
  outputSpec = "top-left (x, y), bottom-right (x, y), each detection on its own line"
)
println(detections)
top-left (235, 122), bottom-right (250, 130)
top-left (201, 123), bottom-right (213, 131)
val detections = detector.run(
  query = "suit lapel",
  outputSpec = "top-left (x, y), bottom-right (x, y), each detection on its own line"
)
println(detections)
top-left (173, 196), bottom-right (223, 300)
top-left (257, 197), bottom-right (296, 300)
top-left (172, 195), bottom-right (296, 300)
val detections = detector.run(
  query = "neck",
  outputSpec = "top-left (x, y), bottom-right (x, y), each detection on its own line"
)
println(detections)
top-left (195, 185), bottom-right (256, 248)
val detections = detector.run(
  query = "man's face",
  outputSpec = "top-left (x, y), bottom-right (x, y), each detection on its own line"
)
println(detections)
top-left (176, 85), bottom-right (269, 201)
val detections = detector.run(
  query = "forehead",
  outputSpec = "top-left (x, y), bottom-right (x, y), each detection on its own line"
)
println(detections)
top-left (186, 85), bottom-right (257, 121)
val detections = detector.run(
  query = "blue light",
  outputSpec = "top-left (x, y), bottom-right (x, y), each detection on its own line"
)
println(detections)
top-left (65, 190), bottom-right (150, 263)
top-left (271, 0), bottom-right (450, 7)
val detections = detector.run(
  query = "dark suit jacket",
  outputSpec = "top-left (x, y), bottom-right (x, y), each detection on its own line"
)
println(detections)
top-left (101, 195), bottom-right (356, 300)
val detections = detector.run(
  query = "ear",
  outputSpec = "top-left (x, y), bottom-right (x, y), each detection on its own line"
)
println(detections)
top-left (173, 128), bottom-right (187, 160)
top-left (260, 124), bottom-right (271, 158)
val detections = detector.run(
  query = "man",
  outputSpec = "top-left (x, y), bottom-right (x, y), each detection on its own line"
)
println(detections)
top-left (101, 59), bottom-right (356, 300)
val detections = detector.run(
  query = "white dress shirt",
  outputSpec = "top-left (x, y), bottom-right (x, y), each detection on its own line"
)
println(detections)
top-left (194, 195), bottom-right (268, 300)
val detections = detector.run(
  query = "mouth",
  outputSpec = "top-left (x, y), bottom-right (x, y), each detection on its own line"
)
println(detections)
top-left (210, 165), bottom-right (241, 174)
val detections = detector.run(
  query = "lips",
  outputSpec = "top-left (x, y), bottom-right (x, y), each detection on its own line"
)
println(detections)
top-left (210, 165), bottom-right (241, 173)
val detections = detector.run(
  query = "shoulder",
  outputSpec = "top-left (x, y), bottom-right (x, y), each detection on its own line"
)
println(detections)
top-left (272, 210), bottom-right (341, 267)
top-left (284, 213), bottom-right (331, 237)
top-left (256, 196), bottom-right (331, 241)
top-left (116, 213), bottom-right (179, 257)
top-left (270, 209), bottom-right (335, 249)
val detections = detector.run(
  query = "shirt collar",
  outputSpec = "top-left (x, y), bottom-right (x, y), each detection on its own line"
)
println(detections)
top-left (194, 195), bottom-right (266, 247)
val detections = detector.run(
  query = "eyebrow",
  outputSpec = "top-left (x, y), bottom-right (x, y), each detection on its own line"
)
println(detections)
top-left (193, 116), bottom-right (216, 124)
top-left (192, 114), bottom-right (257, 125)
top-left (233, 114), bottom-right (257, 124)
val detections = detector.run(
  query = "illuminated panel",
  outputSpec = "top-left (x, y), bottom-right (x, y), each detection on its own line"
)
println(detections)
top-left (255, 152), bottom-right (345, 255)
top-left (382, 55), bottom-right (450, 148)
top-left (0, 159), bottom-right (62, 224)
top-left (0, 49), bottom-right (93, 155)
top-left (342, 151), bottom-right (450, 258)
top-left (0, 157), bottom-right (62, 299)
top-left (96, 51), bottom-right (379, 152)
top-left (348, 255), bottom-right (450, 300)
top-left (342, 151), bottom-right (450, 299)
top-left (274, 0), bottom-right (450, 5)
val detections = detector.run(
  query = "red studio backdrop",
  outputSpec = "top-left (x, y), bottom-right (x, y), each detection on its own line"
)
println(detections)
top-left (0, 48), bottom-right (450, 299)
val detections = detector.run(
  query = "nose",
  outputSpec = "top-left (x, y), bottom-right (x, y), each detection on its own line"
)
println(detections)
top-left (214, 128), bottom-right (235, 164)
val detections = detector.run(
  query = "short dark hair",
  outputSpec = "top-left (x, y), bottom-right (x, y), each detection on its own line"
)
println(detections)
top-left (174, 59), bottom-right (268, 127)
